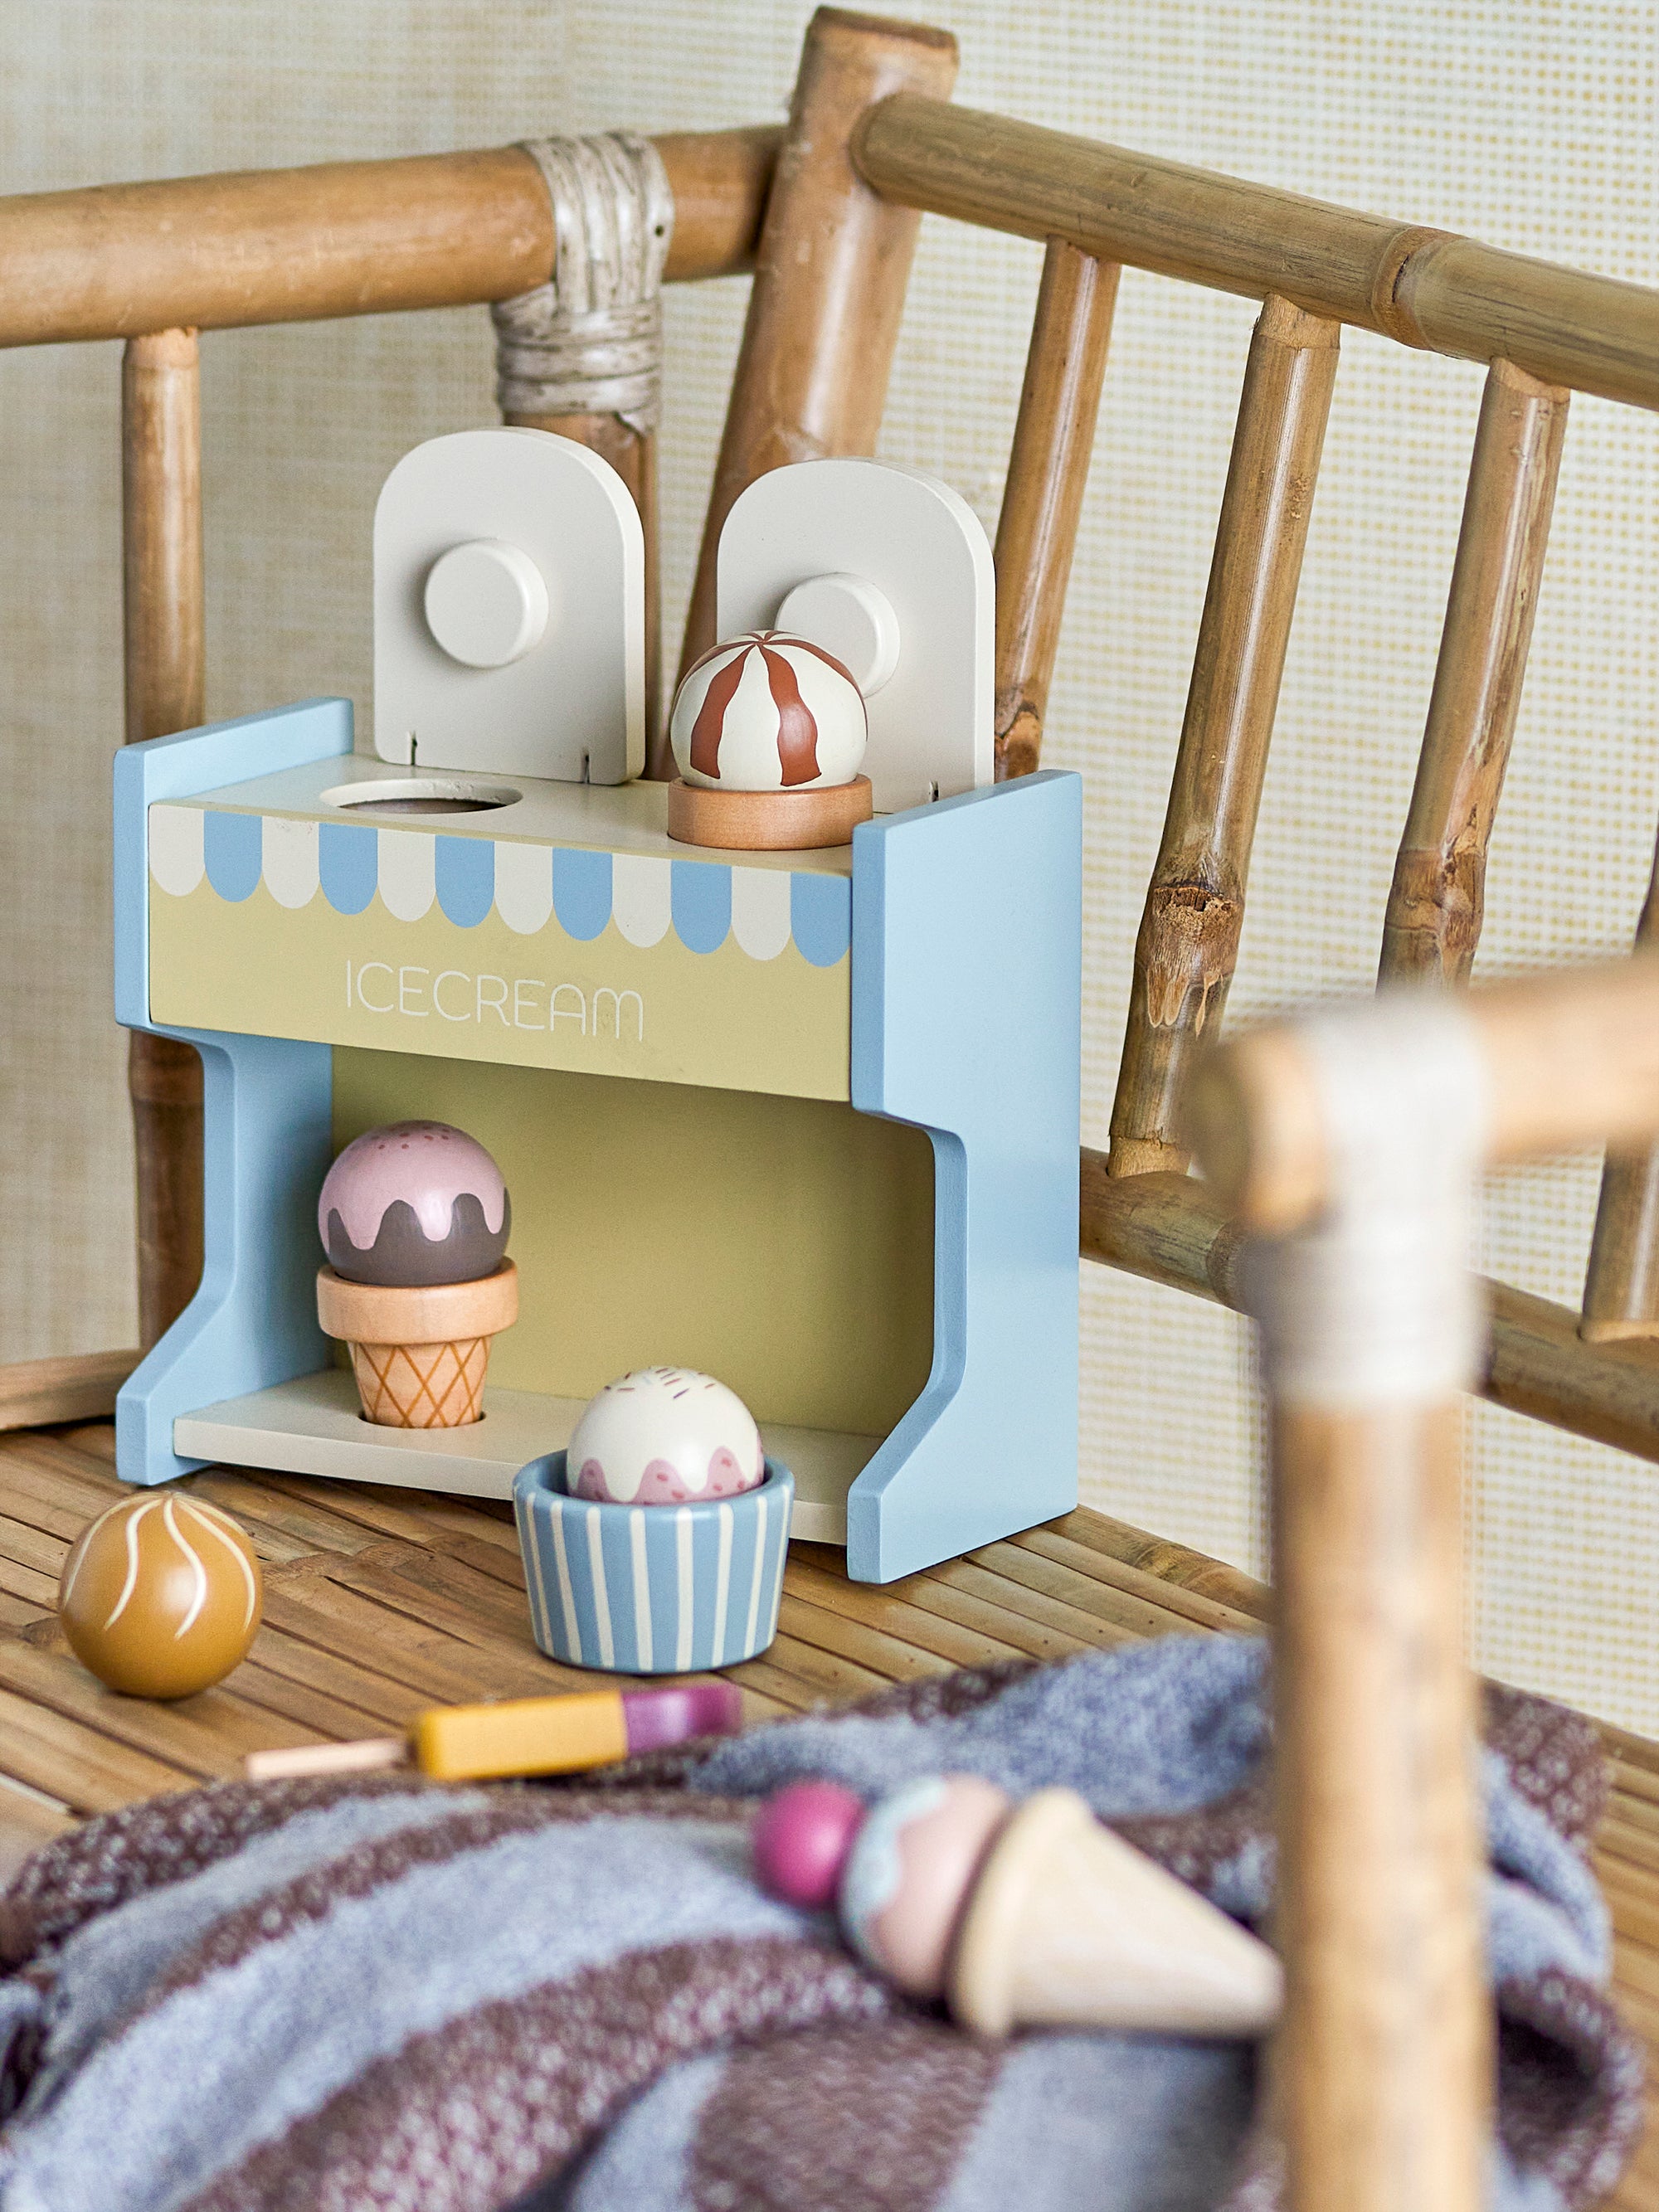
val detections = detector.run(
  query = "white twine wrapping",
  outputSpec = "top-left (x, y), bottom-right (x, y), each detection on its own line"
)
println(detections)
top-left (492, 132), bottom-right (674, 432)
top-left (1243, 994), bottom-right (1493, 1410)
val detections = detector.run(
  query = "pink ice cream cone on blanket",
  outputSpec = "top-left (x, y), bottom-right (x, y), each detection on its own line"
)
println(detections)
top-left (753, 1774), bottom-right (1282, 2039)
top-left (315, 1121), bottom-right (517, 1427)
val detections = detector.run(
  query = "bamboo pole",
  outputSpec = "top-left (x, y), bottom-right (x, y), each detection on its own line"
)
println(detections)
top-left (1272, 1399), bottom-right (1487, 2212)
top-left (672, 7), bottom-right (960, 733)
top-left (1081, 1157), bottom-right (1659, 1466)
top-left (853, 96), bottom-right (1659, 414)
top-left (0, 130), bottom-right (777, 347)
top-left (1380, 360), bottom-right (1569, 984)
top-left (1107, 295), bottom-right (1340, 1179)
top-left (992, 238), bottom-right (1117, 779)
top-left (1583, 847), bottom-right (1659, 1340)
top-left (123, 329), bottom-right (206, 1349)
top-left (1180, 968), bottom-right (1659, 2212)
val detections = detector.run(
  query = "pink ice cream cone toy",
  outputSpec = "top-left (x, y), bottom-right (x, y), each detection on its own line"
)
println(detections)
top-left (754, 1773), bottom-right (1283, 2039)
top-left (315, 1121), bottom-right (518, 1427)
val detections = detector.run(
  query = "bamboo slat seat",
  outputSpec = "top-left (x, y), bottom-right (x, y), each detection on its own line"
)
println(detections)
top-left (0, 1416), bottom-right (1652, 2208)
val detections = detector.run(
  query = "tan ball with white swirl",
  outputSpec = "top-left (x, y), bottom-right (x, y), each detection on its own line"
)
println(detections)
top-left (58, 1494), bottom-right (263, 1699)
top-left (669, 631), bottom-right (867, 792)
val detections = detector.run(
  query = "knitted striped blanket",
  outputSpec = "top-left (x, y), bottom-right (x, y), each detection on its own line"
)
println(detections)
top-left (0, 1636), bottom-right (1642, 2212)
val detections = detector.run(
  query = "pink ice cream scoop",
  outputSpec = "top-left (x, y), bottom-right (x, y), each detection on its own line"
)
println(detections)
top-left (319, 1121), bottom-right (509, 1286)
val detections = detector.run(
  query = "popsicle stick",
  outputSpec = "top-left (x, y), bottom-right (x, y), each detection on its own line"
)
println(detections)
top-left (246, 1737), bottom-right (408, 1782)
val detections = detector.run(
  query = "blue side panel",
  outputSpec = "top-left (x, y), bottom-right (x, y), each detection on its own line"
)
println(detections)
top-left (113, 698), bottom-right (353, 1027)
top-left (114, 699), bottom-right (351, 1486)
top-left (116, 1032), bottom-right (333, 1486)
top-left (846, 771), bottom-right (1082, 1582)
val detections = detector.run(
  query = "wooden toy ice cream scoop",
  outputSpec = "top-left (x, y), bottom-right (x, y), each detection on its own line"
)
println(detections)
top-left (567, 1366), bottom-right (766, 1504)
top-left (754, 1774), bottom-right (1283, 2039)
top-left (58, 1492), bottom-right (262, 1699)
top-left (665, 630), bottom-right (873, 851)
top-left (316, 1120), bottom-right (518, 1427)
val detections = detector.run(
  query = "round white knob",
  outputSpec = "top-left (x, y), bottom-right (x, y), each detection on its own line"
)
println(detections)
top-left (424, 540), bottom-right (550, 668)
top-left (776, 572), bottom-right (900, 697)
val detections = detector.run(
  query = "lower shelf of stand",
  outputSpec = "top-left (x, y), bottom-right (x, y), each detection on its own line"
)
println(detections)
top-left (171, 1369), bottom-right (875, 1544)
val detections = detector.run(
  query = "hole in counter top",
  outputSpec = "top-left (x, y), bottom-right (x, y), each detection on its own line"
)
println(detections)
top-left (322, 777), bottom-right (522, 819)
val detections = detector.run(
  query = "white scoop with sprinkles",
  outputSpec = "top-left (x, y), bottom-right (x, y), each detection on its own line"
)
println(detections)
top-left (567, 1367), bottom-right (765, 1505)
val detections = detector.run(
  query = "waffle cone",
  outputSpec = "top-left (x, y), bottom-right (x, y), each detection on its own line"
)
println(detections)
top-left (947, 1787), bottom-right (1282, 2039)
top-left (317, 1263), bottom-right (518, 1429)
top-left (346, 1334), bottom-right (492, 1427)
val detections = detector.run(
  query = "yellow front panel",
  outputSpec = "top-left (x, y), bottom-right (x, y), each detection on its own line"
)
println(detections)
top-left (333, 1052), bottom-right (936, 1437)
top-left (148, 845), bottom-right (849, 1101)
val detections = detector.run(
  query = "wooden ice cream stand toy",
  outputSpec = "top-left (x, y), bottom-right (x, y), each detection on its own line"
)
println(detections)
top-left (114, 430), bottom-right (1081, 1584)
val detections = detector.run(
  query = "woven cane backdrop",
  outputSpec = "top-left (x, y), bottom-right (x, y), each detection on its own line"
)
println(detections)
top-left (2, 2), bottom-right (1656, 1725)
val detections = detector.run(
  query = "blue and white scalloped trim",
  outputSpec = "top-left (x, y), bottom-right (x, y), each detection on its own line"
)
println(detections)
top-left (148, 805), bottom-right (851, 967)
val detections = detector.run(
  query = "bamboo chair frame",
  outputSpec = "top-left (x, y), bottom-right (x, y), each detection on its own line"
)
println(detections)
top-left (2, 8), bottom-right (1659, 2203)
top-left (1, 13), bottom-right (1656, 1449)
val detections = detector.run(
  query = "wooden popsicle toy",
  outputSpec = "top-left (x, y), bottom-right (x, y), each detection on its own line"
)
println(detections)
top-left (245, 1680), bottom-right (743, 1783)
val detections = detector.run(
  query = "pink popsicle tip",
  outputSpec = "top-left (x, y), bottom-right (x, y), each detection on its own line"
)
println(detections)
top-left (620, 1680), bottom-right (743, 1755)
top-left (752, 1781), bottom-right (868, 1908)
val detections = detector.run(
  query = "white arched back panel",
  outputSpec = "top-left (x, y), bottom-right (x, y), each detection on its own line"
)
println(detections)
top-left (373, 428), bottom-right (645, 785)
top-left (716, 457), bottom-right (995, 814)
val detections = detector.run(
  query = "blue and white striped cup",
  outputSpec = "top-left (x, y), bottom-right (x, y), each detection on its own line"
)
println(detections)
top-left (512, 1451), bottom-right (793, 1675)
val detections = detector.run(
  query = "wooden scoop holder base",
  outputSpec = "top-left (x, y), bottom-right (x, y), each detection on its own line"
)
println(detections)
top-left (667, 775), bottom-right (873, 851)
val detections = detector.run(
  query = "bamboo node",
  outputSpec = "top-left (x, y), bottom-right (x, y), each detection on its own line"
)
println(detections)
top-left (1382, 845), bottom-right (1484, 985)
top-left (1140, 883), bottom-right (1244, 1033)
top-left (1369, 225), bottom-right (1458, 351)
top-left (994, 702), bottom-right (1043, 780)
